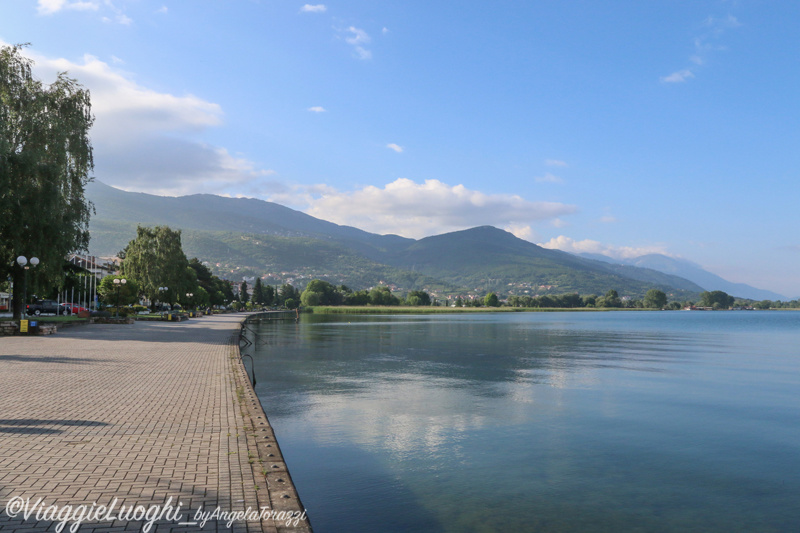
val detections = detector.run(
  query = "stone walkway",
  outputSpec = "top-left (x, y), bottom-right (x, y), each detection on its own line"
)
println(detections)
top-left (0, 315), bottom-right (311, 532)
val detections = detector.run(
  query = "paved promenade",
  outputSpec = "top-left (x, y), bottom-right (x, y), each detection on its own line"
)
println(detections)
top-left (0, 315), bottom-right (311, 532)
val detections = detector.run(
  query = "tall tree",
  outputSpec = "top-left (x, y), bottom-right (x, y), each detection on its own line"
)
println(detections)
top-left (484, 292), bottom-right (500, 307)
top-left (239, 280), bottom-right (249, 303)
top-left (644, 289), bottom-right (667, 309)
top-left (263, 284), bottom-right (275, 307)
top-left (121, 226), bottom-right (190, 307)
top-left (1, 45), bottom-right (94, 318)
top-left (252, 277), bottom-right (264, 305)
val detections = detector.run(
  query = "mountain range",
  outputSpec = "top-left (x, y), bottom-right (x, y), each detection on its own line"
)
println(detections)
top-left (577, 253), bottom-right (787, 301)
top-left (86, 181), bottom-right (782, 300)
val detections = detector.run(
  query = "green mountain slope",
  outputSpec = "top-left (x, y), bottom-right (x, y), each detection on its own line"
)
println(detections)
top-left (87, 182), bottom-right (702, 298)
top-left (383, 226), bottom-right (703, 297)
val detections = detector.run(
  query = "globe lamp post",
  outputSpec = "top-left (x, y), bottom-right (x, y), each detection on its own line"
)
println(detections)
top-left (113, 278), bottom-right (127, 318)
top-left (16, 256), bottom-right (39, 316)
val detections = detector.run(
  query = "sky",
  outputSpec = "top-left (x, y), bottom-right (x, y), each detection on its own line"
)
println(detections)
top-left (3, 1), bottom-right (800, 297)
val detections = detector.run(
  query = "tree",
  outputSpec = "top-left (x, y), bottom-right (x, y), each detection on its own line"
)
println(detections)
top-left (97, 275), bottom-right (139, 307)
top-left (369, 286), bottom-right (400, 306)
top-left (121, 226), bottom-right (190, 308)
top-left (278, 284), bottom-right (300, 306)
top-left (598, 289), bottom-right (622, 308)
top-left (240, 280), bottom-right (249, 303)
top-left (252, 277), bottom-right (264, 305)
top-left (644, 289), bottom-right (667, 309)
top-left (263, 284), bottom-right (275, 307)
top-left (699, 290), bottom-right (734, 310)
top-left (300, 279), bottom-right (343, 307)
top-left (1, 45), bottom-right (94, 319)
top-left (484, 292), bottom-right (500, 307)
top-left (406, 290), bottom-right (431, 306)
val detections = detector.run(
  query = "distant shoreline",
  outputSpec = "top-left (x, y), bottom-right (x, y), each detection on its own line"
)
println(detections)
top-left (305, 306), bottom-right (658, 314)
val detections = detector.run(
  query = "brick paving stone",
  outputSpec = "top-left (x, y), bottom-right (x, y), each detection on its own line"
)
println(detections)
top-left (0, 315), bottom-right (311, 532)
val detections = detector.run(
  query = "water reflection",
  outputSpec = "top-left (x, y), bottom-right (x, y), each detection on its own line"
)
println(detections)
top-left (248, 312), bottom-right (800, 533)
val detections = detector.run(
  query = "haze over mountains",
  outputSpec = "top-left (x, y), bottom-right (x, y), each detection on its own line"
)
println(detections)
top-left (86, 181), bottom-right (784, 300)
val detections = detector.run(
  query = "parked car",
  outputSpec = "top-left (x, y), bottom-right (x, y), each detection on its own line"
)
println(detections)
top-left (60, 303), bottom-right (89, 315)
top-left (26, 299), bottom-right (68, 316)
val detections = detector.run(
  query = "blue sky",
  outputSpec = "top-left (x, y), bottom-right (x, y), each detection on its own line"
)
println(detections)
top-left (3, 1), bottom-right (799, 297)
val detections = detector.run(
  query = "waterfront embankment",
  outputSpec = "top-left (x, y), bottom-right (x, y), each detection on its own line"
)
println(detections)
top-left (0, 313), bottom-right (310, 532)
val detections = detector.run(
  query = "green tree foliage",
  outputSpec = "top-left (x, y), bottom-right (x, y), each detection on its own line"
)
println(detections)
top-left (406, 290), bottom-right (432, 306)
top-left (277, 284), bottom-right (300, 306)
top-left (262, 284), bottom-right (275, 307)
top-left (1, 45), bottom-right (95, 318)
top-left (121, 226), bottom-right (191, 306)
top-left (644, 289), bottom-right (667, 309)
top-left (699, 290), bottom-right (734, 310)
top-left (345, 289), bottom-right (370, 306)
top-left (97, 275), bottom-right (139, 307)
top-left (188, 257), bottom-right (228, 307)
top-left (252, 277), bottom-right (264, 305)
top-left (300, 279), bottom-right (344, 307)
top-left (597, 289), bottom-right (622, 308)
top-left (240, 280), bottom-right (249, 303)
top-left (369, 286), bottom-right (400, 306)
top-left (484, 292), bottom-right (500, 307)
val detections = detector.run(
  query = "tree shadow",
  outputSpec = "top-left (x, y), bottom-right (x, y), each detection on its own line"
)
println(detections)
top-left (0, 355), bottom-right (115, 364)
top-left (49, 315), bottom-right (246, 345)
top-left (0, 418), bottom-right (110, 434)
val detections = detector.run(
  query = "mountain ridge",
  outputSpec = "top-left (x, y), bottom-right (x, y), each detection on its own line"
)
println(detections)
top-left (85, 181), bottom-right (761, 299)
top-left (577, 252), bottom-right (787, 301)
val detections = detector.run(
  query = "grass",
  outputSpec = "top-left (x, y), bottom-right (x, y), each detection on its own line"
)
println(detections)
top-left (1, 315), bottom-right (89, 322)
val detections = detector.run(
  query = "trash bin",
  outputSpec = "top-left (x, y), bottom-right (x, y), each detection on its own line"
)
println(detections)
top-left (28, 320), bottom-right (39, 335)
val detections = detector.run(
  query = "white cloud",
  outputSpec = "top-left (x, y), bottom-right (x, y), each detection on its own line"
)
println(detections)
top-left (535, 173), bottom-right (563, 184)
top-left (599, 215), bottom-right (617, 223)
top-left (353, 47), bottom-right (372, 60)
top-left (545, 159), bottom-right (567, 167)
top-left (345, 26), bottom-right (370, 45)
top-left (11, 44), bottom-right (276, 197)
top-left (661, 69), bottom-right (695, 83)
top-left (539, 236), bottom-right (671, 260)
top-left (300, 4), bottom-right (326, 13)
top-left (505, 224), bottom-right (539, 242)
top-left (307, 106), bottom-right (326, 113)
top-left (37, 0), bottom-right (99, 14)
top-left (386, 143), bottom-right (403, 153)
top-left (155, 6), bottom-right (168, 14)
top-left (304, 178), bottom-right (577, 239)
top-left (662, 12), bottom-right (741, 83)
top-left (29, 53), bottom-right (223, 137)
top-left (343, 26), bottom-right (372, 59)
top-left (38, 0), bottom-right (132, 24)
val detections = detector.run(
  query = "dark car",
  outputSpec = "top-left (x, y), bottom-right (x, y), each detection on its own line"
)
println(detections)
top-left (26, 299), bottom-right (68, 316)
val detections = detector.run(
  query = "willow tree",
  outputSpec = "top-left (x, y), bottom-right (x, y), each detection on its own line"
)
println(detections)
top-left (0, 44), bottom-right (94, 318)
top-left (121, 225), bottom-right (192, 308)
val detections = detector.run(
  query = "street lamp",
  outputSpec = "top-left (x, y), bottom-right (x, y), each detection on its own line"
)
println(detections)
top-left (186, 293), bottom-right (194, 313)
top-left (16, 256), bottom-right (39, 315)
top-left (113, 278), bottom-right (127, 318)
top-left (157, 287), bottom-right (168, 312)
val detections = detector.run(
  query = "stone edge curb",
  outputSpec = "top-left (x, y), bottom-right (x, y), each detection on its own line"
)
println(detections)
top-left (230, 320), bottom-right (313, 533)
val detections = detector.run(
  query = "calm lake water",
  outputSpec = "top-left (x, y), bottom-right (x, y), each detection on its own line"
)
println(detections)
top-left (246, 311), bottom-right (800, 532)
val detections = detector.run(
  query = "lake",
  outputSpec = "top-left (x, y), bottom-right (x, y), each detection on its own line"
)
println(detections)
top-left (245, 311), bottom-right (800, 532)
